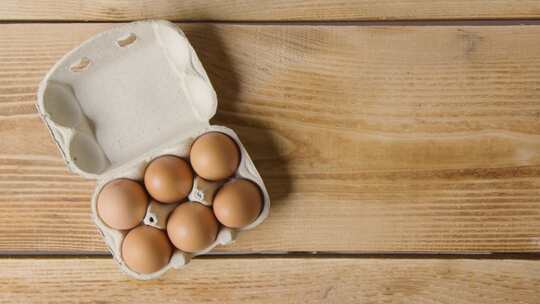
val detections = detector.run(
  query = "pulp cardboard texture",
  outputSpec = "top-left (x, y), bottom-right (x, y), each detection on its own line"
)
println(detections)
top-left (36, 20), bottom-right (270, 280)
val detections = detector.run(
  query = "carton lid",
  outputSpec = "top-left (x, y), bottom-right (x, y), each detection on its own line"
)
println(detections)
top-left (36, 20), bottom-right (217, 179)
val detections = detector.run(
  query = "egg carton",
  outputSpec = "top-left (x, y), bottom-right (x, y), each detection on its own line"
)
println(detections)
top-left (35, 20), bottom-right (270, 280)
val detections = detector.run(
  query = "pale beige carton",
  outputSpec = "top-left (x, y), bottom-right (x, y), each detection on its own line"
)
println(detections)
top-left (36, 20), bottom-right (270, 280)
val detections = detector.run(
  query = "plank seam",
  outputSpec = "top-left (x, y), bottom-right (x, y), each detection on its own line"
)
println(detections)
top-left (5, 19), bottom-right (540, 26)
top-left (1, 252), bottom-right (538, 260)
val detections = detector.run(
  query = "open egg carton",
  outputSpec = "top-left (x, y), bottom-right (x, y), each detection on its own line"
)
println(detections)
top-left (36, 20), bottom-right (270, 280)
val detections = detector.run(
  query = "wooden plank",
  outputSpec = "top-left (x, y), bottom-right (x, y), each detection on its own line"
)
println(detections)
top-left (2, 23), bottom-right (540, 254)
top-left (3, 0), bottom-right (540, 22)
top-left (0, 257), bottom-right (539, 303)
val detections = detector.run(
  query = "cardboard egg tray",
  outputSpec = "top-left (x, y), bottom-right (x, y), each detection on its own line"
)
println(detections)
top-left (36, 20), bottom-right (270, 280)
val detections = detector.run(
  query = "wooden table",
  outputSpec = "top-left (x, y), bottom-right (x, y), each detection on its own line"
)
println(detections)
top-left (1, 1), bottom-right (540, 303)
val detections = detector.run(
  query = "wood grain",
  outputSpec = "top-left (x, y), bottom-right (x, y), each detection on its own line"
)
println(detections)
top-left (2, 1), bottom-right (540, 21)
top-left (0, 257), bottom-right (539, 303)
top-left (1, 24), bottom-right (540, 253)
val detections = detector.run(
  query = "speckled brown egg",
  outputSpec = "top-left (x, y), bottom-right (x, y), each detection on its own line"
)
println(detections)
top-left (213, 179), bottom-right (262, 229)
top-left (121, 225), bottom-right (173, 274)
top-left (167, 202), bottom-right (219, 252)
top-left (96, 179), bottom-right (148, 230)
top-left (190, 132), bottom-right (240, 181)
top-left (144, 155), bottom-right (193, 204)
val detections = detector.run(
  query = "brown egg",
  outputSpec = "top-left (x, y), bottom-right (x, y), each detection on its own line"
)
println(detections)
top-left (213, 179), bottom-right (262, 229)
top-left (122, 225), bottom-right (173, 274)
top-left (144, 155), bottom-right (193, 203)
top-left (190, 132), bottom-right (240, 181)
top-left (167, 202), bottom-right (219, 252)
top-left (97, 179), bottom-right (148, 230)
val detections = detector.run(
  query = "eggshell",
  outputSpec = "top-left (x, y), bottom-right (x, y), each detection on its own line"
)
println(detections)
top-left (213, 179), bottom-right (263, 229)
top-left (144, 155), bottom-right (193, 203)
top-left (190, 132), bottom-right (240, 181)
top-left (96, 179), bottom-right (148, 230)
top-left (122, 225), bottom-right (173, 274)
top-left (167, 202), bottom-right (219, 252)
